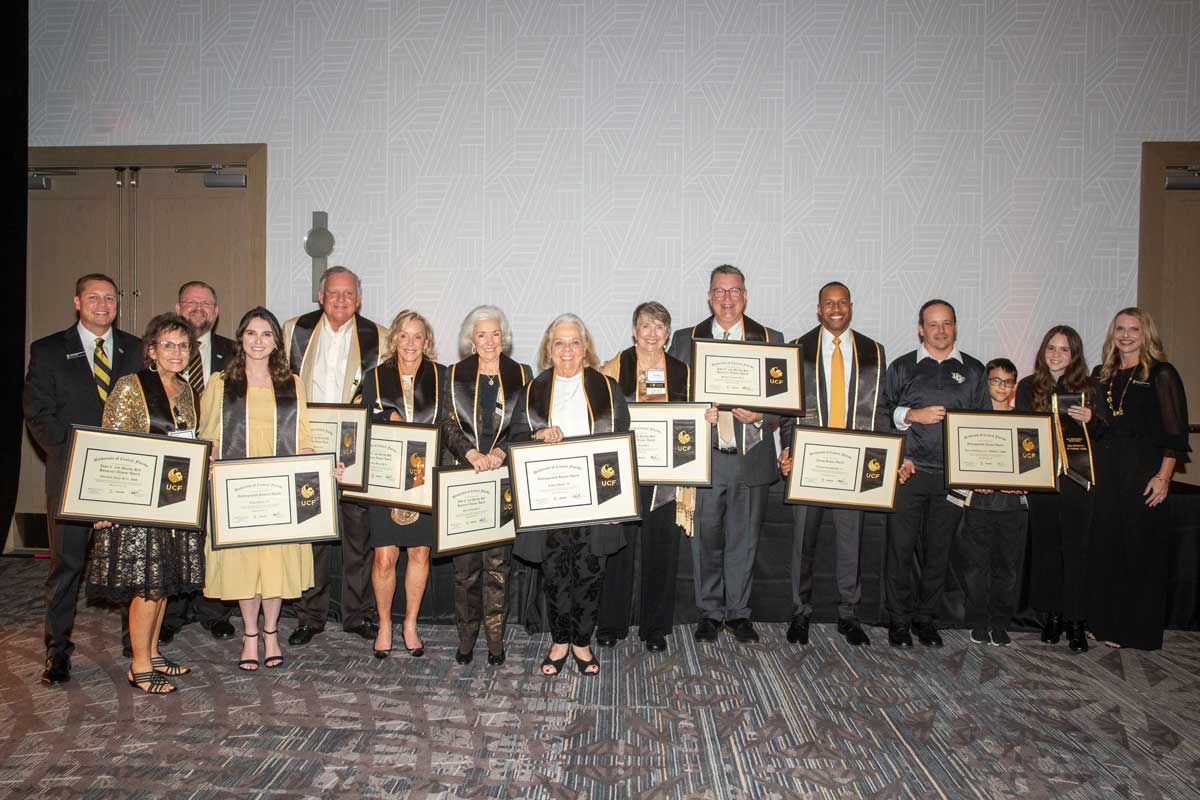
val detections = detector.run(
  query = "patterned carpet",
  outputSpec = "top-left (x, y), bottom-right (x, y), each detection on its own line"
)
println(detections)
top-left (2, 558), bottom-right (1200, 799)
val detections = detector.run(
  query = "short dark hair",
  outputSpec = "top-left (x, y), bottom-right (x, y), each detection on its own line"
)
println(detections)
top-left (918, 298), bottom-right (956, 325)
top-left (141, 313), bottom-right (196, 368)
top-left (76, 273), bottom-right (118, 296)
top-left (709, 264), bottom-right (745, 287)
top-left (177, 280), bottom-right (218, 304)
top-left (818, 281), bottom-right (851, 302)
top-left (986, 358), bottom-right (1017, 378)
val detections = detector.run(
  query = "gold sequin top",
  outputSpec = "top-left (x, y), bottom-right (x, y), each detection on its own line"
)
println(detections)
top-left (102, 373), bottom-right (198, 434)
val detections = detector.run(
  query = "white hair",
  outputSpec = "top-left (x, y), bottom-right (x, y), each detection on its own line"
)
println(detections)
top-left (457, 305), bottom-right (514, 358)
top-left (318, 265), bottom-right (362, 296)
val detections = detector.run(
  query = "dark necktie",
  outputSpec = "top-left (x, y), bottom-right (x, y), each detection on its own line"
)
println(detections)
top-left (186, 345), bottom-right (205, 396)
top-left (93, 338), bottom-right (112, 402)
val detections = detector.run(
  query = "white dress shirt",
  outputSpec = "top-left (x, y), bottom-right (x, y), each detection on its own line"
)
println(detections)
top-left (892, 344), bottom-right (964, 431)
top-left (820, 327), bottom-right (853, 421)
top-left (551, 372), bottom-right (591, 438)
top-left (77, 322), bottom-right (114, 372)
top-left (311, 316), bottom-right (353, 403)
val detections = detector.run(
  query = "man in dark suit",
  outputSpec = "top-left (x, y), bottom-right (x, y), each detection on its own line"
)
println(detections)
top-left (24, 273), bottom-right (142, 685)
top-left (778, 282), bottom-right (887, 647)
top-left (668, 264), bottom-right (783, 644)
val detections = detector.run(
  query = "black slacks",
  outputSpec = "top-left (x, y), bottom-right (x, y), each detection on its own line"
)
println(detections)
top-left (542, 528), bottom-right (607, 647)
top-left (293, 501), bottom-right (375, 630)
top-left (452, 544), bottom-right (511, 655)
top-left (885, 469), bottom-right (962, 627)
top-left (44, 517), bottom-right (92, 658)
top-left (958, 506), bottom-right (1027, 630)
top-left (597, 489), bottom-right (682, 640)
top-left (1027, 479), bottom-right (1093, 620)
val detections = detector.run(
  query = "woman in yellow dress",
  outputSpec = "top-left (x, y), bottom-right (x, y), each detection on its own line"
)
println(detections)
top-left (200, 307), bottom-right (334, 671)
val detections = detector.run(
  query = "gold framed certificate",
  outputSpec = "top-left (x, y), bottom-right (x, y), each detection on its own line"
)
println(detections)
top-left (943, 411), bottom-right (1057, 491)
top-left (340, 421), bottom-right (440, 511)
top-left (690, 339), bottom-right (804, 416)
top-left (627, 403), bottom-right (712, 486)
top-left (57, 425), bottom-right (212, 530)
top-left (209, 452), bottom-right (341, 549)
top-left (433, 466), bottom-right (516, 555)
top-left (785, 428), bottom-right (904, 510)
top-left (506, 432), bottom-right (642, 532)
top-left (306, 403), bottom-right (370, 490)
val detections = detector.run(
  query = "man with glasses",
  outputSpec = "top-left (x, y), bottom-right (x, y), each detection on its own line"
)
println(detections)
top-left (668, 265), bottom-right (783, 644)
top-left (880, 299), bottom-right (989, 647)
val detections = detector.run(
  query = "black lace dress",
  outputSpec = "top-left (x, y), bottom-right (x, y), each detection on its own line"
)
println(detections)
top-left (86, 371), bottom-right (207, 604)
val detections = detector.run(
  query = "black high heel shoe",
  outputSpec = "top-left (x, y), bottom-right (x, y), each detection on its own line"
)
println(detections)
top-left (455, 650), bottom-right (474, 665)
top-left (572, 647), bottom-right (600, 677)
top-left (261, 629), bottom-right (284, 668)
top-left (402, 629), bottom-right (425, 658)
top-left (239, 632), bottom-right (260, 671)
top-left (541, 648), bottom-right (569, 676)
top-left (487, 650), bottom-right (506, 666)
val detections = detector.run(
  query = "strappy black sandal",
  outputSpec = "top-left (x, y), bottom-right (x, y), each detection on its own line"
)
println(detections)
top-left (572, 650), bottom-right (600, 676)
top-left (128, 670), bottom-right (176, 694)
top-left (262, 629), bottom-right (284, 669)
top-left (239, 632), bottom-right (260, 671)
top-left (541, 648), bottom-right (569, 676)
top-left (150, 655), bottom-right (190, 676)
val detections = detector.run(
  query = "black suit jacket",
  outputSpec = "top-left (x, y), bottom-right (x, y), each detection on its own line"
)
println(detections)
top-left (24, 325), bottom-right (143, 503)
top-left (209, 332), bottom-right (236, 375)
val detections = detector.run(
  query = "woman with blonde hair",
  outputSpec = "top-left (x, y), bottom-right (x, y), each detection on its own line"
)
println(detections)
top-left (360, 310), bottom-right (449, 658)
top-left (1088, 307), bottom-right (1189, 649)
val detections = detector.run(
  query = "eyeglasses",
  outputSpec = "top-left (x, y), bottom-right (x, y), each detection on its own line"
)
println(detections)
top-left (709, 288), bottom-right (745, 300)
top-left (179, 300), bottom-right (215, 309)
top-left (156, 341), bottom-right (192, 353)
top-left (987, 377), bottom-right (1015, 388)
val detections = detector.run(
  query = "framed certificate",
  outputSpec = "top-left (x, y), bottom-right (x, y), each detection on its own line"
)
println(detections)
top-left (306, 403), bottom-right (370, 490)
top-left (627, 403), bottom-right (712, 486)
top-left (506, 432), bottom-right (642, 532)
top-left (690, 339), bottom-right (804, 416)
top-left (785, 428), bottom-right (905, 510)
top-left (209, 452), bottom-right (341, 549)
top-left (433, 466), bottom-right (517, 555)
top-left (943, 411), bottom-right (1058, 491)
top-left (341, 421), bottom-right (440, 511)
top-left (57, 425), bottom-right (212, 530)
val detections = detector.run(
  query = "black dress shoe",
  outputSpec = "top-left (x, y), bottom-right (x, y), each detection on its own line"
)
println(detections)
top-left (596, 635), bottom-right (620, 648)
top-left (694, 618), bottom-right (721, 642)
top-left (487, 650), bottom-right (506, 666)
top-left (644, 636), bottom-right (667, 653)
top-left (344, 620), bottom-right (379, 640)
top-left (888, 625), bottom-right (913, 647)
top-left (786, 615), bottom-right (810, 645)
top-left (1066, 620), bottom-right (1088, 653)
top-left (288, 625), bottom-right (318, 646)
top-left (1040, 612), bottom-right (1063, 644)
top-left (727, 618), bottom-right (760, 643)
top-left (837, 618), bottom-right (870, 646)
top-left (41, 654), bottom-right (71, 686)
top-left (207, 619), bottom-right (236, 640)
top-left (157, 625), bottom-right (178, 645)
top-left (455, 650), bottom-right (474, 665)
top-left (913, 621), bottom-right (943, 648)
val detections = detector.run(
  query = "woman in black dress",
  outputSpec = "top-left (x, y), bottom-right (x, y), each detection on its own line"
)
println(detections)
top-left (510, 314), bottom-right (630, 676)
top-left (87, 313), bottom-right (203, 694)
top-left (1088, 307), bottom-right (1189, 650)
top-left (361, 310), bottom-right (449, 658)
top-left (442, 306), bottom-right (533, 666)
top-left (595, 301), bottom-right (690, 654)
top-left (1015, 325), bottom-right (1107, 653)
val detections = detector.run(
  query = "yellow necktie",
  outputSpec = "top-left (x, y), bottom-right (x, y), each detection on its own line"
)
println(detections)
top-left (718, 331), bottom-right (735, 447)
top-left (829, 336), bottom-right (846, 428)
top-left (94, 338), bottom-right (112, 402)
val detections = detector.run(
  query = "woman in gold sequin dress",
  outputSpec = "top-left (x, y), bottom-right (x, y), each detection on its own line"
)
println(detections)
top-left (87, 313), bottom-right (203, 694)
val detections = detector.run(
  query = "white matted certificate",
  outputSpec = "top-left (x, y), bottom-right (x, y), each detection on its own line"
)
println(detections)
top-left (506, 432), bottom-right (642, 532)
top-left (627, 403), bottom-right (712, 486)
top-left (690, 339), bottom-right (804, 416)
top-left (785, 428), bottom-right (904, 511)
top-left (306, 403), bottom-right (370, 490)
top-left (433, 466), bottom-right (516, 555)
top-left (209, 452), bottom-right (341, 549)
top-left (944, 411), bottom-right (1057, 491)
top-left (57, 425), bottom-right (212, 529)
top-left (340, 421), bottom-right (440, 511)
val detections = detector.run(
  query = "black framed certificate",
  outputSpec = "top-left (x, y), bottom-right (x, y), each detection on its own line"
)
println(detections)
top-left (57, 425), bottom-right (212, 530)
top-left (433, 466), bottom-right (516, 555)
top-left (627, 403), bottom-right (712, 486)
top-left (690, 339), bottom-right (804, 416)
top-left (944, 411), bottom-right (1058, 491)
top-left (209, 452), bottom-right (341, 549)
top-left (506, 432), bottom-right (642, 532)
top-left (785, 428), bottom-right (904, 510)
top-left (306, 403), bottom-right (370, 490)
top-left (340, 421), bottom-right (440, 511)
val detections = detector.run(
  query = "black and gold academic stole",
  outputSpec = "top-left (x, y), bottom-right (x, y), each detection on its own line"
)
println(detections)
top-left (405, 441), bottom-right (427, 490)
top-left (673, 419), bottom-right (696, 467)
top-left (593, 451), bottom-right (622, 504)
top-left (339, 421), bottom-right (358, 467)
top-left (1017, 428), bottom-right (1042, 474)
top-left (295, 471), bottom-right (322, 523)
top-left (158, 456), bottom-right (190, 507)
top-left (1052, 393), bottom-right (1094, 489)
top-left (859, 447), bottom-right (887, 492)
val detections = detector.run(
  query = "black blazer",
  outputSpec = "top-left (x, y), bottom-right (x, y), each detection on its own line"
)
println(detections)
top-left (209, 332), bottom-right (236, 374)
top-left (24, 325), bottom-right (143, 501)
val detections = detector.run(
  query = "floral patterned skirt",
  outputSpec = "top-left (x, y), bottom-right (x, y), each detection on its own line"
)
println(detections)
top-left (86, 525), bottom-right (205, 604)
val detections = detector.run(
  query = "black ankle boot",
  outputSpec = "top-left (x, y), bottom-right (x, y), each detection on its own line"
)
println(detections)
top-left (1041, 612), bottom-right (1063, 644)
top-left (1067, 620), bottom-right (1088, 653)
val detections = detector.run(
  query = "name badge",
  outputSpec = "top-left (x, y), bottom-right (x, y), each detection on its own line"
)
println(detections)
top-left (168, 428), bottom-right (197, 440)
top-left (644, 368), bottom-right (666, 397)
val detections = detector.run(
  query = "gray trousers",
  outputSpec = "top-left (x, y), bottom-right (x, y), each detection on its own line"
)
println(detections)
top-left (791, 505), bottom-right (864, 620)
top-left (691, 451), bottom-right (768, 621)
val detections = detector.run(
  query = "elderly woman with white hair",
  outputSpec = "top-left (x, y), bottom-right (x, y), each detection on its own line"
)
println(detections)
top-left (441, 306), bottom-right (534, 666)
top-left (509, 314), bottom-right (630, 676)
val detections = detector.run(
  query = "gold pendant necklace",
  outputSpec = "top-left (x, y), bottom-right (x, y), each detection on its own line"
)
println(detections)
top-left (1107, 368), bottom-right (1133, 416)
